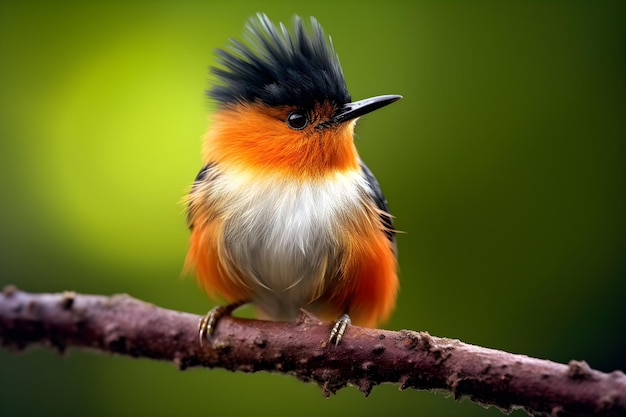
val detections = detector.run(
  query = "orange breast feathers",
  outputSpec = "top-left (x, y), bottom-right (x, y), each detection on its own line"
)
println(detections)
top-left (184, 103), bottom-right (399, 328)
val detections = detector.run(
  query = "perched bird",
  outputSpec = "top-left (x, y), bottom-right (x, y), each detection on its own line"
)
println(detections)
top-left (185, 13), bottom-right (401, 345)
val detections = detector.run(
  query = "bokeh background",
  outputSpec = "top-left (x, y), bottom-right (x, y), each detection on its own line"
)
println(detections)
top-left (1, 1), bottom-right (624, 416)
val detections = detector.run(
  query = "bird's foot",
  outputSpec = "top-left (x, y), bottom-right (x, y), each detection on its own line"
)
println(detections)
top-left (328, 313), bottom-right (351, 346)
top-left (198, 301), bottom-right (246, 346)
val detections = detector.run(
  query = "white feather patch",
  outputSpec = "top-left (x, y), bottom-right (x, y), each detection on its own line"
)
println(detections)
top-left (206, 167), bottom-right (372, 320)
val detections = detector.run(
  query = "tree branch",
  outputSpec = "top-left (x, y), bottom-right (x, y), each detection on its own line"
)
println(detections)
top-left (0, 286), bottom-right (624, 416)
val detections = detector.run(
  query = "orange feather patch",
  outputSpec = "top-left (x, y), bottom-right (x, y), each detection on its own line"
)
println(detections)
top-left (328, 223), bottom-right (398, 328)
top-left (202, 103), bottom-right (360, 177)
top-left (184, 214), bottom-right (250, 304)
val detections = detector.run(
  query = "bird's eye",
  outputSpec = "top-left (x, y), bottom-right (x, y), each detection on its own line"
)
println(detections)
top-left (286, 111), bottom-right (309, 130)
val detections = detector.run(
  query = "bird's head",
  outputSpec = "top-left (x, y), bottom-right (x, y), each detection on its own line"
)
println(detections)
top-left (202, 13), bottom-right (401, 178)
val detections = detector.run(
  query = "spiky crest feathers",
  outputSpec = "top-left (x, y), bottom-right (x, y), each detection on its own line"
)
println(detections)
top-left (209, 13), bottom-right (351, 110)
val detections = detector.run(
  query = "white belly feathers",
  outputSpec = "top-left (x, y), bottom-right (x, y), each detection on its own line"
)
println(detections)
top-left (209, 168), bottom-right (371, 320)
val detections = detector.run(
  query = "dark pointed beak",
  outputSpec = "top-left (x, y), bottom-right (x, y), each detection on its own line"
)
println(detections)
top-left (332, 94), bottom-right (402, 124)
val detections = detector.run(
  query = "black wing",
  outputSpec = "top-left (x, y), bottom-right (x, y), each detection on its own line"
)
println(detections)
top-left (360, 161), bottom-right (395, 245)
top-left (186, 163), bottom-right (215, 229)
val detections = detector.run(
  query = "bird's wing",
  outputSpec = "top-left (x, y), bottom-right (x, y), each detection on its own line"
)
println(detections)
top-left (186, 163), bottom-right (216, 229)
top-left (360, 161), bottom-right (396, 245)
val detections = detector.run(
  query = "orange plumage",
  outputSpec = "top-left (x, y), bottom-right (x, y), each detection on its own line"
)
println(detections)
top-left (202, 103), bottom-right (361, 176)
top-left (185, 14), bottom-right (401, 344)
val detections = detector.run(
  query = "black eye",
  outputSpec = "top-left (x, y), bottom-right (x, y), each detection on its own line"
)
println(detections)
top-left (286, 111), bottom-right (308, 130)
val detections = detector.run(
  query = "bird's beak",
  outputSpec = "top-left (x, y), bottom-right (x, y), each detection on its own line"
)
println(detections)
top-left (332, 94), bottom-right (402, 124)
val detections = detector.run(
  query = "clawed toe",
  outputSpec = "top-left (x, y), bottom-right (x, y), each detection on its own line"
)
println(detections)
top-left (328, 313), bottom-right (351, 346)
top-left (198, 300), bottom-right (246, 346)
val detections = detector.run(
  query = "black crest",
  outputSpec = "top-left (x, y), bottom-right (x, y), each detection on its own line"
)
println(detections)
top-left (209, 13), bottom-right (351, 109)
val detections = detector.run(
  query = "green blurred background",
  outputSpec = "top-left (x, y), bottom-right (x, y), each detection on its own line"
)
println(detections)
top-left (1, 1), bottom-right (624, 416)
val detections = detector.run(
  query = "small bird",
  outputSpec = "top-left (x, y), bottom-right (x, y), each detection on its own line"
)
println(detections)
top-left (185, 13), bottom-right (401, 345)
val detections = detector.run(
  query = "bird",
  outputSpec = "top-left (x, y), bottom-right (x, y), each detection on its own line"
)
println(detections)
top-left (184, 13), bottom-right (401, 345)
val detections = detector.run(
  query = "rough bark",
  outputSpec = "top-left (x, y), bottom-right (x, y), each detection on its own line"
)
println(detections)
top-left (1, 286), bottom-right (624, 416)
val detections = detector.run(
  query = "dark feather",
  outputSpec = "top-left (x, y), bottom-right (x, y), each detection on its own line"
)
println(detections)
top-left (209, 13), bottom-right (351, 109)
top-left (186, 163), bottom-right (214, 229)
top-left (360, 161), bottom-right (395, 245)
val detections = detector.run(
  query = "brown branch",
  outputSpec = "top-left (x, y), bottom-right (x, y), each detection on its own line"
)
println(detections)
top-left (0, 286), bottom-right (624, 417)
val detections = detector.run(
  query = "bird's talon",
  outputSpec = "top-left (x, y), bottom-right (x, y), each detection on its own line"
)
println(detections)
top-left (198, 301), bottom-right (246, 346)
top-left (198, 306), bottom-right (221, 346)
top-left (328, 313), bottom-right (351, 346)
